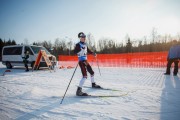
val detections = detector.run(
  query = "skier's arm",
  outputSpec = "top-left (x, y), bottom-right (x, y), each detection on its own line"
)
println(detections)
top-left (26, 55), bottom-right (29, 59)
top-left (74, 44), bottom-right (81, 54)
top-left (87, 47), bottom-right (97, 57)
top-left (167, 47), bottom-right (173, 60)
top-left (87, 47), bottom-right (93, 54)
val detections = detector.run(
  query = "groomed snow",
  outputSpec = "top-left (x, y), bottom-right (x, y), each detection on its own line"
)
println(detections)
top-left (0, 62), bottom-right (180, 120)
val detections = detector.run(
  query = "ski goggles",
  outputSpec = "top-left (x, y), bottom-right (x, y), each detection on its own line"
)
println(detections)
top-left (80, 36), bottom-right (86, 38)
top-left (79, 34), bottom-right (86, 38)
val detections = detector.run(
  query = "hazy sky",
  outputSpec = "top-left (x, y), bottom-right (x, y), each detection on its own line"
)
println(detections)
top-left (0, 0), bottom-right (180, 44)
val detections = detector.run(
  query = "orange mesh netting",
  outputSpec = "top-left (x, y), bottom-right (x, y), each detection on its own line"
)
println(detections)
top-left (58, 51), bottom-right (169, 68)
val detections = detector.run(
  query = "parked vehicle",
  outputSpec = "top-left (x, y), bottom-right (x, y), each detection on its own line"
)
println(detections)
top-left (2, 45), bottom-right (56, 69)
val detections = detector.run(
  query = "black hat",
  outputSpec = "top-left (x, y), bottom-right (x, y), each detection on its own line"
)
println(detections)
top-left (78, 32), bottom-right (86, 38)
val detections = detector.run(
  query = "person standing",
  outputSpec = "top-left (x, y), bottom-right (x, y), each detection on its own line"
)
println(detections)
top-left (74, 32), bottom-right (101, 96)
top-left (164, 40), bottom-right (179, 76)
top-left (22, 50), bottom-right (30, 72)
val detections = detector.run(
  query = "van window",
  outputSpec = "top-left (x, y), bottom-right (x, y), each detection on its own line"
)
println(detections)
top-left (31, 46), bottom-right (50, 55)
top-left (25, 46), bottom-right (33, 55)
top-left (3, 47), bottom-right (22, 55)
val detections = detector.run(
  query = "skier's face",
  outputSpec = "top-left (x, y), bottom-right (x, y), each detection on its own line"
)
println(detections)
top-left (80, 37), bottom-right (86, 42)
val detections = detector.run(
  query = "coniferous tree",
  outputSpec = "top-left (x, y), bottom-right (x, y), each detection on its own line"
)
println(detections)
top-left (12, 40), bottom-right (16, 45)
top-left (126, 37), bottom-right (132, 53)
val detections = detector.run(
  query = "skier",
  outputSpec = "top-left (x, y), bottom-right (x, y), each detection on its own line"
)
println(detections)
top-left (74, 32), bottom-right (101, 96)
top-left (164, 40), bottom-right (180, 76)
top-left (22, 50), bottom-right (30, 72)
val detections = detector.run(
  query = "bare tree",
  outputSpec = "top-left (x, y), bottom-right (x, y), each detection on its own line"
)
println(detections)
top-left (177, 33), bottom-right (180, 41)
top-left (86, 33), bottom-right (96, 51)
top-left (67, 40), bottom-right (73, 55)
top-left (151, 27), bottom-right (157, 43)
top-left (24, 38), bottom-right (29, 45)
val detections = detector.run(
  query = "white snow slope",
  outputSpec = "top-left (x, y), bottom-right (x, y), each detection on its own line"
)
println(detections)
top-left (0, 62), bottom-right (180, 120)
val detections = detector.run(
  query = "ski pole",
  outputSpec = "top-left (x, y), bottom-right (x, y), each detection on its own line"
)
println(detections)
top-left (60, 63), bottom-right (79, 104)
top-left (95, 56), bottom-right (101, 76)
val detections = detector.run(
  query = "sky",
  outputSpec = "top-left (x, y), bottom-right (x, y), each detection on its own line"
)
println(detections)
top-left (0, 0), bottom-right (180, 44)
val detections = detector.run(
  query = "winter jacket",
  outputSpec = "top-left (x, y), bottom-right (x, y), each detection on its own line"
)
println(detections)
top-left (167, 45), bottom-right (180, 60)
top-left (22, 53), bottom-right (29, 63)
top-left (177, 45), bottom-right (180, 59)
top-left (74, 42), bottom-right (93, 61)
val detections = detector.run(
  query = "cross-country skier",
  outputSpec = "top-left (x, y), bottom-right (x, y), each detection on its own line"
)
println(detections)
top-left (74, 32), bottom-right (101, 96)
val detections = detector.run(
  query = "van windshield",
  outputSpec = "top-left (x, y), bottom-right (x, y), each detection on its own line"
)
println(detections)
top-left (30, 46), bottom-right (50, 55)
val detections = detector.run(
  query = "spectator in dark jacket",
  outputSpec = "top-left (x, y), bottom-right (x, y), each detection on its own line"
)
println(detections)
top-left (22, 51), bottom-right (29, 72)
top-left (177, 45), bottom-right (180, 59)
top-left (164, 40), bottom-right (180, 76)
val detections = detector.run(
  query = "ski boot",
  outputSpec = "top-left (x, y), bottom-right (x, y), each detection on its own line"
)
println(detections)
top-left (92, 83), bottom-right (101, 88)
top-left (76, 87), bottom-right (88, 96)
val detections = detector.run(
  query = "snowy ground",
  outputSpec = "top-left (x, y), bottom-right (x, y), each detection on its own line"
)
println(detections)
top-left (0, 62), bottom-right (180, 120)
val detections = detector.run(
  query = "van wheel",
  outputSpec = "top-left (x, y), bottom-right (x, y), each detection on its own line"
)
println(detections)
top-left (6, 62), bottom-right (12, 69)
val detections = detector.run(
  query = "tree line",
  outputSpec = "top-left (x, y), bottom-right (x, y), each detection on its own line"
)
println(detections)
top-left (0, 38), bottom-right (17, 60)
top-left (1, 32), bottom-right (180, 60)
top-left (97, 36), bottom-right (180, 54)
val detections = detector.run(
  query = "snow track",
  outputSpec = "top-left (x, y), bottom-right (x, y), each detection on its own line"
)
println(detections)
top-left (0, 63), bottom-right (180, 120)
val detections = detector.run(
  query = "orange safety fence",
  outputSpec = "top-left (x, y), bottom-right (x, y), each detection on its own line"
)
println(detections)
top-left (58, 51), bottom-right (169, 68)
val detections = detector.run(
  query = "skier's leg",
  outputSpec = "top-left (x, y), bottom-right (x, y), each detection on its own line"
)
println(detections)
top-left (90, 75), bottom-right (95, 83)
top-left (79, 61), bottom-right (87, 78)
top-left (76, 61), bottom-right (88, 96)
top-left (86, 62), bottom-right (101, 88)
top-left (79, 77), bottom-right (87, 88)
top-left (86, 63), bottom-right (95, 83)
top-left (77, 77), bottom-right (88, 96)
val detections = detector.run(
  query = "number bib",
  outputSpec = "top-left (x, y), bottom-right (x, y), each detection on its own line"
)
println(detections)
top-left (77, 42), bottom-right (87, 61)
